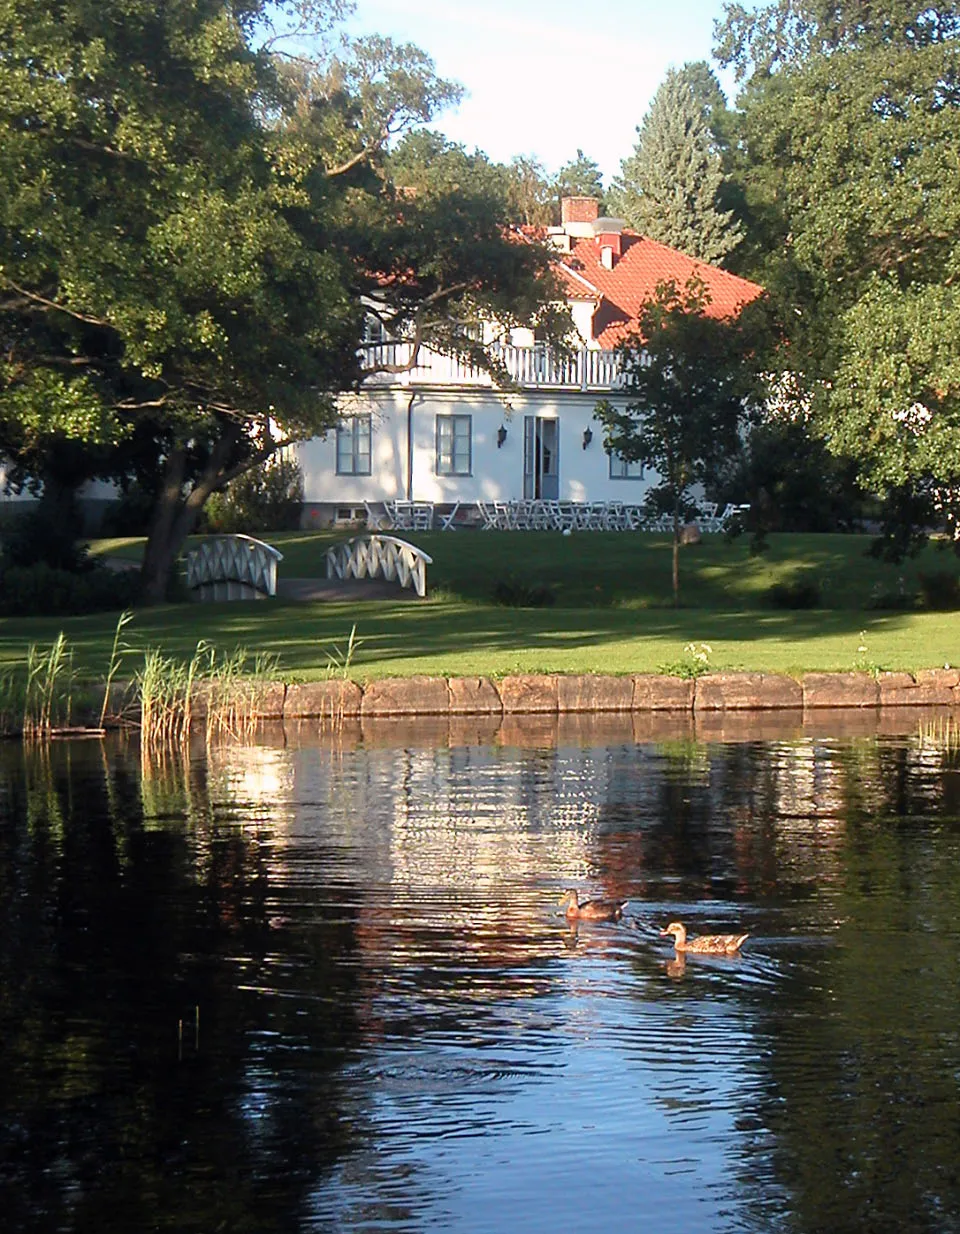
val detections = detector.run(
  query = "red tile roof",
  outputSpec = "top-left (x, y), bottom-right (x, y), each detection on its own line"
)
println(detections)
top-left (552, 232), bottom-right (763, 348)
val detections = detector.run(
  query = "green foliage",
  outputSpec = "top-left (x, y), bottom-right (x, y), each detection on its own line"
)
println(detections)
top-left (0, 561), bottom-right (141, 616)
top-left (595, 274), bottom-right (769, 603)
top-left (716, 420), bottom-right (866, 533)
top-left (658, 641), bottom-right (714, 677)
top-left (503, 155), bottom-right (555, 227)
top-left (717, 1), bottom-right (960, 542)
top-left (766, 574), bottom-right (822, 609)
top-left (204, 453), bottom-right (304, 533)
top-left (0, 0), bottom-right (562, 603)
top-left (555, 148), bottom-right (604, 207)
top-left (1, 504), bottom-right (91, 572)
top-left (917, 569), bottom-right (960, 610)
top-left (491, 576), bottom-right (556, 608)
top-left (611, 65), bottom-right (743, 262)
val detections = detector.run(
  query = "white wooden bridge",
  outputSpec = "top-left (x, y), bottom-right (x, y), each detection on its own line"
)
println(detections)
top-left (185, 535), bottom-right (283, 601)
top-left (326, 534), bottom-right (432, 598)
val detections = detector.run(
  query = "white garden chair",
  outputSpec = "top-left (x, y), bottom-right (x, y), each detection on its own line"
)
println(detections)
top-left (363, 501), bottom-right (387, 531)
top-left (439, 500), bottom-right (461, 531)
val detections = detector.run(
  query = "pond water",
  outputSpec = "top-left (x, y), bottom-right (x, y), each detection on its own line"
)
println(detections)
top-left (3, 713), bottom-right (960, 1233)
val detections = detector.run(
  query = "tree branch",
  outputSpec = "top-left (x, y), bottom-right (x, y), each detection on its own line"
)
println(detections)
top-left (0, 278), bottom-right (112, 327)
top-left (325, 127), bottom-right (390, 177)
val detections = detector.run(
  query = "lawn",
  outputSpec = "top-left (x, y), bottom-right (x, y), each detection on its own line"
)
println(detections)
top-left (0, 530), bottom-right (956, 681)
top-left (89, 528), bottom-right (952, 609)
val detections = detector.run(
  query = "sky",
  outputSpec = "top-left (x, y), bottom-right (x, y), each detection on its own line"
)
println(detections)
top-left (343, 0), bottom-right (737, 185)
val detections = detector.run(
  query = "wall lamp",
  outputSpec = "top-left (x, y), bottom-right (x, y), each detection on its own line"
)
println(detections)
top-left (582, 426), bottom-right (593, 450)
top-left (497, 425), bottom-right (508, 448)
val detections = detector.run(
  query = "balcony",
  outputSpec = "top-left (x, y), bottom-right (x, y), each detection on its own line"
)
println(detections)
top-left (360, 342), bottom-right (624, 392)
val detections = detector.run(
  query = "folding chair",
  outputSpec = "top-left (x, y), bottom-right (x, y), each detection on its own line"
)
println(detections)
top-left (363, 501), bottom-right (387, 531)
top-left (439, 500), bottom-right (461, 531)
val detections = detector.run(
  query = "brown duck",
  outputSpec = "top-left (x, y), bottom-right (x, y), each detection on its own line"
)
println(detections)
top-left (559, 889), bottom-right (628, 922)
top-left (660, 921), bottom-right (749, 955)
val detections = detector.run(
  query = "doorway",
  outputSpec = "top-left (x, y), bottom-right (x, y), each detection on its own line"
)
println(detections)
top-left (523, 416), bottom-right (559, 499)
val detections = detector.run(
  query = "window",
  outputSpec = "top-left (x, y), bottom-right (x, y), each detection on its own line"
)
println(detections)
top-left (361, 314), bottom-right (388, 344)
top-left (336, 416), bottom-right (372, 475)
top-left (436, 414), bottom-right (472, 476)
top-left (609, 452), bottom-right (644, 480)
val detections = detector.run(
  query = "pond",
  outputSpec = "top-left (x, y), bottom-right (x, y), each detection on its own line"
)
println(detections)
top-left (3, 712), bottom-right (960, 1233)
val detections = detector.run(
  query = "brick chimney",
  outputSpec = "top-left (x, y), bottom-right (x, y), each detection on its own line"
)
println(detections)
top-left (561, 196), bottom-right (600, 238)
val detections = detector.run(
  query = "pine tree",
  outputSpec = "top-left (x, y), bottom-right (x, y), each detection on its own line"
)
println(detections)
top-left (612, 67), bottom-right (742, 263)
top-left (555, 149), bottom-right (604, 208)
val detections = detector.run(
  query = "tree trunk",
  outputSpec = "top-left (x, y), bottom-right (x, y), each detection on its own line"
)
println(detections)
top-left (139, 427), bottom-right (242, 604)
top-left (140, 447), bottom-right (187, 605)
top-left (672, 506), bottom-right (680, 607)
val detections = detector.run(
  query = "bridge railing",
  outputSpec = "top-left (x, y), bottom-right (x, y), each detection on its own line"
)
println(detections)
top-left (185, 535), bottom-right (284, 601)
top-left (326, 534), bottom-right (432, 598)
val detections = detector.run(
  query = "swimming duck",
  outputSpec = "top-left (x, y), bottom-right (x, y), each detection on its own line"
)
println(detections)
top-left (660, 921), bottom-right (749, 955)
top-left (559, 889), bottom-right (628, 922)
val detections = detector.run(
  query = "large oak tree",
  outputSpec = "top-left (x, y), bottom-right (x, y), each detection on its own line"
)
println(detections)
top-left (0, 0), bottom-right (563, 601)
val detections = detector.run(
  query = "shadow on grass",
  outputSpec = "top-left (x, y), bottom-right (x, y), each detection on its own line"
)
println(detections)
top-left (0, 593), bottom-right (927, 679)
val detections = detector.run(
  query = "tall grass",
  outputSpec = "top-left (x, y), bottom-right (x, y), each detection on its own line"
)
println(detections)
top-left (23, 633), bottom-right (75, 738)
top-left (137, 640), bottom-right (280, 750)
top-left (99, 609), bottom-right (135, 729)
top-left (917, 715), bottom-right (960, 752)
top-left (322, 623), bottom-right (360, 731)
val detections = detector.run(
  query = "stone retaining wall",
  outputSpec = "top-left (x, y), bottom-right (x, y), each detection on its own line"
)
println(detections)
top-left (220, 669), bottom-right (960, 721)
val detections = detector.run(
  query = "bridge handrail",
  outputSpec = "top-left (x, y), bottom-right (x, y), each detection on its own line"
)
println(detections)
top-left (185, 534), bottom-right (284, 597)
top-left (326, 534), bottom-right (433, 598)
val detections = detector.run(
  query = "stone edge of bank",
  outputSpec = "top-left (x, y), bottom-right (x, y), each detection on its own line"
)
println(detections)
top-left (267, 669), bottom-right (960, 719)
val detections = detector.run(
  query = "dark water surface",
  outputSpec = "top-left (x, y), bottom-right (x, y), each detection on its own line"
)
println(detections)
top-left (4, 715), bottom-right (960, 1233)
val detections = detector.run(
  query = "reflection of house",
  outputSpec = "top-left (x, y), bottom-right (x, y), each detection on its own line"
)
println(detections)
top-left (298, 197), bottom-right (764, 526)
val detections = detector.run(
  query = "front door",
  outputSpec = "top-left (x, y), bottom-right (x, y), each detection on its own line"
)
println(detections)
top-left (523, 416), bottom-right (559, 500)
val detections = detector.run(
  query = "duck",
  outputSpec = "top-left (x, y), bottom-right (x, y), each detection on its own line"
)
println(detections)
top-left (660, 921), bottom-right (749, 955)
top-left (559, 889), bottom-right (628, 922)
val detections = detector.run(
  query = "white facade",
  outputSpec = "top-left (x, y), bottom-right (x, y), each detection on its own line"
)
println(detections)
top-left (295, 344), bottom-right (647, 525)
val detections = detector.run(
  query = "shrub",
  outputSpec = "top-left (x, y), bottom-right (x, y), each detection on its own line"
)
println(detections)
top-left (918, 570), bottom-right (960, 611)
top-left (99, 483), bottom-right (156, 536)
top-left (0, 562), bottom-right (141, 616)
top-left (204, 454), bottom-right (304, 533)
top-left (2, 504), bottom-right (91, 572)
top-left (492, 576), bottom-right (556, 607)
top-left (766, 575), bottom-right (822, 609)
top-left (868, 577), bottom-right (915, 610)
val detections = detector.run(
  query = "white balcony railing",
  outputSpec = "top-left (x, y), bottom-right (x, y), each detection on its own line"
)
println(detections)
top-left (360, 343), bottom-right (624, 391)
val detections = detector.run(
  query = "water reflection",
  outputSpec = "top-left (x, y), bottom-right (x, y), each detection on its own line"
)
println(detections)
top-left (2, 714), bottom-right (960, 1232)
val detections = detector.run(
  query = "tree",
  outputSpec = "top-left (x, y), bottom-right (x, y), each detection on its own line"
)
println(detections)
top-left (594, 275), bottom-right (766, 605)
top-left (716, 1), bottom-right (960, 550)
top-left (503, 155), bottom-right (555, 227)
top-left (555, 148), bottom-right (604, 209)
top-left (0, 0), bottom-right (562, 602)
top-left (610, 65), bottom-right (743, 263)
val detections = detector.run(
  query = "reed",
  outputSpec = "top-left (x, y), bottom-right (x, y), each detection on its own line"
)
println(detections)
top-left (322, 623), bottom-right (360, 730)
top-left (22, 633), bottom-right (75, 738)
top-left (917, 715), bottom-right (960, 752)
top-left (99, 609), bottom-right (136, 730)
top-left (203, 646), bottom-right (279, 745)
top-left (137, 646), bottom-right (194, 748)
top-left (136, 639), bottom-right (279, 750)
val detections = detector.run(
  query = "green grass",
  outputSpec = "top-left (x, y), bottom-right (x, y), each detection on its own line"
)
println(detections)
top-left (88, 528), bottom-right (959, 606)
top-left (22, 530), bottom-right (959, 681)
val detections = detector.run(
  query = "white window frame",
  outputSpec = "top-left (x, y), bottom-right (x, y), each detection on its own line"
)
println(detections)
top-left (336, 415), bottom-right (372, 476)
top-left (436, 414), bottom-right (472, 476)
top-left (609, 451), bottom-right (644, 480)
